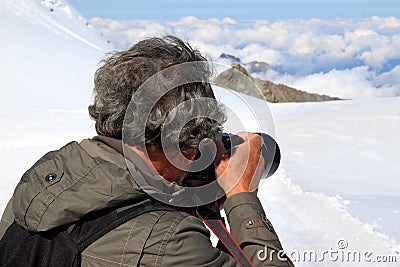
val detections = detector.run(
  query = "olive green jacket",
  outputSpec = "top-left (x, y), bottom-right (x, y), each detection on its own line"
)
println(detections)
top-left (0, 138), bottom-right (294, 266)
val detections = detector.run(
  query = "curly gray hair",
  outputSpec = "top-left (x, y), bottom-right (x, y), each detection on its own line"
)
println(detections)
top-left (89, 36), bottom-right (226, 151)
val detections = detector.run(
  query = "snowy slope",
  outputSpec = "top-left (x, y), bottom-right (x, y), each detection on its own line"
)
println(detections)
top-left (215, 89), bottom-right (400, 266)
top-left (269, 98), bottom-right (400, 250)
top-left (1, 1), bottom-right (399, 266)
top-left (266, 98), bottom-right (400, 265)
top-left (0, 0), bottom-right (113, 110)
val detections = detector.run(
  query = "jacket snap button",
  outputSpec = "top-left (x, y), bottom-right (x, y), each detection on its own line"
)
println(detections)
top-left (45, 173), bottom-right (57, 182)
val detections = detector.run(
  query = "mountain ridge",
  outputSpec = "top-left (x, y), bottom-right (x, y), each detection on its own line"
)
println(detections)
top-left (215, 63), bottom-right (342, 102)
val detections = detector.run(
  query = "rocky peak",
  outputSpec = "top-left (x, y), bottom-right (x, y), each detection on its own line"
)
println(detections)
top-left (214, 64), bottom-right (342, 103)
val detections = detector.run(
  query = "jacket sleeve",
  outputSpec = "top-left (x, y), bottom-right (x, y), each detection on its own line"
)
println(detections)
top-left (161, 192), bottom-right (294, 266)
top-left (160, 214), bottom-right (238, 266)
top-left (224, 192), bottom-right (294, 266)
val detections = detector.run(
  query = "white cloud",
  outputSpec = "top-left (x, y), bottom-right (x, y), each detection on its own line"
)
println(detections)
top-left (267, 66), bottom-right (400, 99)
top-left (123, 23), bottom-right (171, 45)
top-left (89, 16), bottom-right (400, 98)
top-left (238, 44), bottom-right (283, 65)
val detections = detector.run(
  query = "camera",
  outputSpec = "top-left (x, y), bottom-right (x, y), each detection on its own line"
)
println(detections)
top-left (184, 132), bottom-right (281, 184)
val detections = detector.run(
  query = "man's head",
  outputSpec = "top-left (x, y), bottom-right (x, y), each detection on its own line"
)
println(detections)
top-left (89, 36), bottom-right (226, 181)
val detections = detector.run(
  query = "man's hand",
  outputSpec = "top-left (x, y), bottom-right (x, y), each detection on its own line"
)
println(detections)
top-left (215, 132), bottom-right (265, 199)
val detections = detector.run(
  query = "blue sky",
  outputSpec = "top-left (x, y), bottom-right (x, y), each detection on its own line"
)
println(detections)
top-left (68, 0), bottom-right (399, 21)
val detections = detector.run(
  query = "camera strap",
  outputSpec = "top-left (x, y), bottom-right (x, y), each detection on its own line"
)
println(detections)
top-left (197, 207), bottom-right (254, 267)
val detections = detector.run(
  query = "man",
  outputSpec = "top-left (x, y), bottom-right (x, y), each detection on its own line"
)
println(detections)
top-left (0, 36), bottom-right (294, 266)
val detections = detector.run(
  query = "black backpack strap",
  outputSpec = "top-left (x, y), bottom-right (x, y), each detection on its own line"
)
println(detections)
top-left (69, 199), bottom-right (177, 263)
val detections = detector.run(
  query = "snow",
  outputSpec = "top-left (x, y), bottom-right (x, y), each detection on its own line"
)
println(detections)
top-left (1, 1), bottom-right (399, 266)
top-left (214, 88), bottom-right (400, 265)
top-left (0, 0), bottom-right (113, 110)
top-left (264, 98), bottom-right (400, 265)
